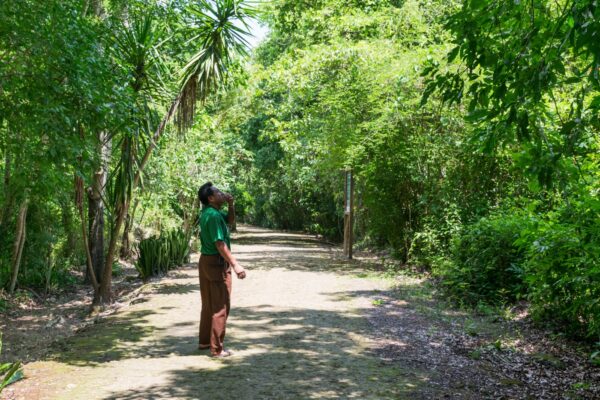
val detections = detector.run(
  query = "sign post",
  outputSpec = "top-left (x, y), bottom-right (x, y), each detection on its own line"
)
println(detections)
top-left (343, 169), bottom-right (354, 259)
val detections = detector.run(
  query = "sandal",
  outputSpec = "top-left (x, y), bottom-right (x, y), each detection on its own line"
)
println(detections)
top-left (211, 349), bottom-right (232, 358)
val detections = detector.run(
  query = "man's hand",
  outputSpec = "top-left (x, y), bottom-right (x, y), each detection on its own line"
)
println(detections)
top-left (233, 263), bottom-right (246, 279)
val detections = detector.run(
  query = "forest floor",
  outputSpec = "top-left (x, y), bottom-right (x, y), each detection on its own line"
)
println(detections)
top-left (1, 225), bottom-right (598, 399)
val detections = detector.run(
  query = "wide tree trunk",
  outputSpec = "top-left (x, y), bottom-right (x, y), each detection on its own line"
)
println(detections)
top-left (87, 166), bottom-right (105, 284)
top-left (95, 202), bottom-right (127, 305)
top-left (86, 130), bottom-right (110, 284)
top-left (9, 198), bottom-right (28, 294)
top-left (75, 173), bottom-right (99, 292)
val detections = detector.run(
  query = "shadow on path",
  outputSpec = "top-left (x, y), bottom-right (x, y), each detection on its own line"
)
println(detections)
top-left (100, 301), bottom-right (427, 400)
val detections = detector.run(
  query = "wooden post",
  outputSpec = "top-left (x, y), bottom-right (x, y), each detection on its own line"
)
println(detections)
top-left (343, 170), bottom-right (354, 259)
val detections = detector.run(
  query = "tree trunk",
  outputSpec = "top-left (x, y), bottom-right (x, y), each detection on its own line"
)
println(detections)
top-left (134, 92), bottom-right (183, 188)
top-left (61, 200), bottom-right (77, 259)
top-left (3, 145), bottom-right (9, 191)
top-left (87, 167), bottom-right (105, 284)
top-left (94, 201), bottom-right (127, 305)
top-left (75, 174), bottom-right (99, 292)
top-left (86, 131), bottom-right (109, 284)
top-left (81, 0), bottom-right (106, 299)
top-left (94, 94), bottom-right (183, 306)
top-left (119, 198), bottom-right (138, 259)
top-left (9, 198), bottom-right (28, 294)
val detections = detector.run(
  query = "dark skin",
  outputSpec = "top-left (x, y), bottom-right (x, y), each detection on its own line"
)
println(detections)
top-left (207, 187), bottom-right (246, 279)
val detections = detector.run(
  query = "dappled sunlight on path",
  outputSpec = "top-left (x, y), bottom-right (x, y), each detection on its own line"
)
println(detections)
top-left (4, 225), bottom-right (424, 400)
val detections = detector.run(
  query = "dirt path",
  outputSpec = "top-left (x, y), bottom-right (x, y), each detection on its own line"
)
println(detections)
top-left (3, 227), bottom-right (413, 399)
top-left (3, 226), bottom-right (598, 400)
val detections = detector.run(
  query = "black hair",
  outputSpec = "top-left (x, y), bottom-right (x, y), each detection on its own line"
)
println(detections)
top-left (198, 182), bottom-right (214, 206)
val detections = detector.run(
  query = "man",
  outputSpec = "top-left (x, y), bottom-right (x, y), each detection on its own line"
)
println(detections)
top-left (197, 182), bottom-right (246, 358)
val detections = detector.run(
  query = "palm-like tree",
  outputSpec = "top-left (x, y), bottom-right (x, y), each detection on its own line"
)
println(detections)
top-left (94, 0), bottom-right (255, 305)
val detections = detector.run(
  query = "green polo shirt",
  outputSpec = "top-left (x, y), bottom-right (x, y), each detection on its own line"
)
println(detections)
top-left (199, 206), bottom-right (230, 255)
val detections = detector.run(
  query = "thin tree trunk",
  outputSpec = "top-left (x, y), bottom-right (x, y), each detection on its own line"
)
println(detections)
top-left (120, 198), bottom-right (138, 259)
top-left (83, 0), bottom-right (106, 302)
top-left (182, 198), bottom-right (196, 239)
top-left (9, 198), bottom-right (28, 294)
top-left (3, 146), bottom-right (9, 191)
top-left (134, 92), bottom-right (183, 188)
top-left (1, 117), bottom-right (6, 194)
top-left (76, 175), bottom-right (99, 292)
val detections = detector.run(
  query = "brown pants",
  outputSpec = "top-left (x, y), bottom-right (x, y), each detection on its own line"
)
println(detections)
top-left (198, 254), bottom-right (232, 356)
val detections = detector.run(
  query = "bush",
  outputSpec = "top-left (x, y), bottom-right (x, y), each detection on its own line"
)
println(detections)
top-left (436, 193), bottom-right (600, 341)
top-left (438, 212), bottom-right (531, 305)
top-left (408, 207), bottom-right (462, 270)
top-left (136, 229), bottom-right (191, 280)
top-left (520, 195), bottom-right (600, 340)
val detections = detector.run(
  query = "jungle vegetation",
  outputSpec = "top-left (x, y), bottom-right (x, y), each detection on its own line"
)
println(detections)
top-left (0, 0), bottom-right (598, 346)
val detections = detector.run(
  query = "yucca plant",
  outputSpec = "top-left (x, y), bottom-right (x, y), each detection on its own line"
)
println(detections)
top-left (135, 229), bottom-right (191, 280)
top-left (136, 236), bottom-right (165, 280)
top-left (0, 334), bottom-right (23, 394)
top-left (96, 0), bottom-right (255, 304)
top-left (166, 229), bottom-right (191, 268)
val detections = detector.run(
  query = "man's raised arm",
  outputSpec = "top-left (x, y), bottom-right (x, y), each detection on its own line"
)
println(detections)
top-left (224, 194), bottom-right (235, 226)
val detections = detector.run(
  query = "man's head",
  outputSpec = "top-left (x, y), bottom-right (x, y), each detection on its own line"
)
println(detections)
top-left (198, 182), bottom-right (225, 208)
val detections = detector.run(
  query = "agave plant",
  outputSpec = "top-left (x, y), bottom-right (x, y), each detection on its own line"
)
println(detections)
top-left (136, 229), bottom-right (191, 280)
top-left (166, 229), bottom-right (191, 267)
top-left (0, 334), bottom-right (23, 393)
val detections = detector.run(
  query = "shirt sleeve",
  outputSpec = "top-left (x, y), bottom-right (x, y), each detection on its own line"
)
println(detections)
top-left (206, 214), bottom-right (227, 244)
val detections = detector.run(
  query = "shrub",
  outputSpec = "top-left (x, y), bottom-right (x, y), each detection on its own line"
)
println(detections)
top-left (438, 212), bottom-right (531, 305)
top-left (136, 229), bottom-right (191, 280)
top-left (520, 195), bottom-right (600, 340)
top-left (408, 207), bottom-right (462, 270)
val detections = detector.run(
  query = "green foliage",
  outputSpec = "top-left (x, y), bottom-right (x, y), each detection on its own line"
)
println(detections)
top-left (0, 334), bottom-right (23, 393)
top-left (437, 190), bottom-right (600, 340)
top-left (136, 229), bottom-right (191, 280)
top-left (230, 182), bottom-right (254, 222)
top-left (438, 212), bottom-right (531, 305)
top-left (0, 0), bottom-right (597, 344)
top-left (423, 0), bottom-right (600, 187)
top-left (228, 0), bottom-right (494, 246)
top-left (112, 262), bottom-right (124, 277)
top-left (519, 192), bottom-right (600, 340)
top-left (408, 209), bottom-right (462, 270)
top-left (419, 0), bottom-right (600, 341)
top-left (591, 349), bottom-right (600, 366)
top-left (0, 0), bottom-right (253, 299)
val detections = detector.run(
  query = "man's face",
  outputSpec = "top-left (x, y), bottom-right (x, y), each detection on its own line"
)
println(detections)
top-left (208, 187), bottom-right (226, 207)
